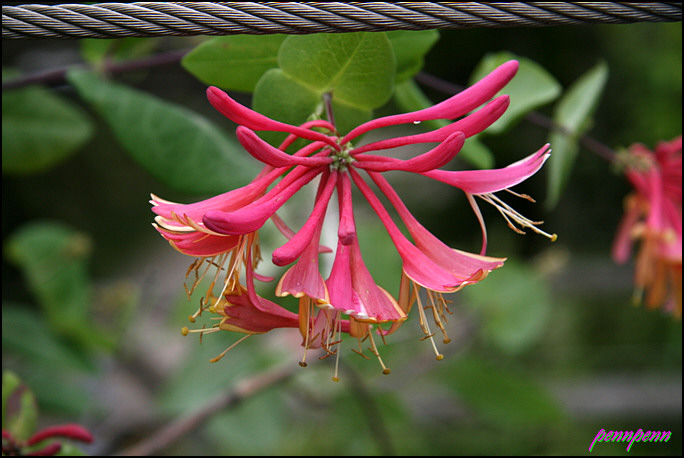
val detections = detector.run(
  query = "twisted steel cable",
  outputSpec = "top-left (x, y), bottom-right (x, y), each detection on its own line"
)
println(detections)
top-left (2, 2), bottom-right (682, 40)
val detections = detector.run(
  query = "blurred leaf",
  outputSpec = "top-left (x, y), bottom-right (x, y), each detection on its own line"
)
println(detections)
top-left (67, 69), bottom-right (260, 194)
top-left (5, 221), bottom-right (112, 351)
top-left (463, 261), bottom-right (552, 354)
top-left (470, 51), bottom-right (562, 134)
top-left (386, 30), bottom-right (440, 82)
top-left (2, 84), bottom-right (94, 174)
top-left (182, 34), bottom-right (286, 91)
top-left (393, 79), bottom-right (494, 168)
top-left (446, 356), bottom-right (564, 425)
top-left (546, 61), bottom-right (609, 208)
top-left (2, 371), bottom-right (38, 441)
top-left (2, 305), bottom-right (95, 413)
top-left (80, 37), bottom-right (160, 65)
top-left (2, 305), bottom-right (94, 372)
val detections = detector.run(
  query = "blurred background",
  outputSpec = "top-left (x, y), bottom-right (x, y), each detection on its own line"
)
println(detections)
top-left (2, 15), bottom-right (682, 456)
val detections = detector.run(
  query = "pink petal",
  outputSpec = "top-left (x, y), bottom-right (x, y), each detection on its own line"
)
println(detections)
top-left (274, 195), bottom-right (330, 301)
top-left (203, 166), bottom-right (322, 235)
top-left (272, 170), bottom-right (338, 266)
top-left (341, 60), bottom-right (519, 144)
top-left (354, 132), bottom-right (465, 173)
top-left (236, 126), bottom-right (333, 168)
top-left (271, 213), bottom-right (333, 254)
top-left (350, 169), bottom-right (464, 292)
top-left (207, 86), bottom-right (339, 150)
top-left (154, 224), bottom-right (240, 257)
top-left (337, 171), bottom-right (356, 245)
top-left (27, 424), bottom-right (93, 446)
top-left (325, 238), bottom-right (405, 322)
top-left (370, 172), bottom-right (505, 278)
top-left (350, 95), bottom-right (509, 155)
top-left (220, 291), bottom-right (299, 334)
top-left (423, 143), bottom-right (551, 194)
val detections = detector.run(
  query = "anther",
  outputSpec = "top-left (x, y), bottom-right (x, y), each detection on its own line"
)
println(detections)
top-left (181, 327), bottom-right (189, 336)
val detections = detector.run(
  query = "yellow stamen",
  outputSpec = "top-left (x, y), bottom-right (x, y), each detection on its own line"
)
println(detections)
top-left (477, 192), bottom-right (557, 241)
top-left (414, 284), bottom-right (444, 361)
top-left (367, 326), bottom-right (391, 375)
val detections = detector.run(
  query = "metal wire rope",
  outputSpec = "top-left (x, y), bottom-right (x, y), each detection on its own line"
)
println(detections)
top-left (2, 2), bottom-right (682, 39)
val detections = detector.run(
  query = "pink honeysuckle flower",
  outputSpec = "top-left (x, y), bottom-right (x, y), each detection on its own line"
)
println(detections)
top-left (152, 60), bottom-right (556, 376)
top-left (612, 135), bottom-right (682, 317)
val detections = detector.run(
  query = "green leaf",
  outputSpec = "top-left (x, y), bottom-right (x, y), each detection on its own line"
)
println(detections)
top-left (2, 306), bottom-right (94, 413)
top-left (386, 30), bottom-right (440, 82)
top-left (5, 221), bottom-right (112, 351)
top-left (393, 79), bottom-right (494, 168)
top-left (253, 68), bottom-right (371, 145)
top-left (2, 371), bottom-right (38, 441)
top-left (182, 34), bottom-right (287, 92)
top-left (2, 85), bottom-right (94, 174)
top-left (277, 32), bottom-right (396, 110)
top-left (546, 61), bottom-right (609, 208)
top-left (67, 69), bottom-right (260, 194)
top-left (446, 356), bottom-right (564, 426)
top-left (470, 52), bottom-right (562, 134)
top-left (462, 261), bottom-right (552, 354)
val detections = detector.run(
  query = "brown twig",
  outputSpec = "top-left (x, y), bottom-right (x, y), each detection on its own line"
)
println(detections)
top-left (114, 362), bottom-right (298, 456)
top-left (2, 48), bottom-right (189, 91)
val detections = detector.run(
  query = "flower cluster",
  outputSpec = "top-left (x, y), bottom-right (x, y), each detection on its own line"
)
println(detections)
top-left (151, 60), bottom-right (554, 377)
top-left (612, 135), bottom-right (682, 317)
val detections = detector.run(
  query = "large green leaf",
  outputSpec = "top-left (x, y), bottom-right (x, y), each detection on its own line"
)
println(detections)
top-left (252, 68), bottom-right (371, 145)
top-left (470, 51), bottom-right (562, 134)
top-left (2, 84), bottom-right (94, 174)
top-left (181, 34), bottom-right (287, 91)
top-left (278, 32), bottom-right (395, 111)
top-left (546, 61), bottom-right (608, 208)
top-left (67, 69), bottom-right (259, 194)
top-left (386, 30), bottom-right (440, 82)
top-left (250, 32), bottom-right (394, 137)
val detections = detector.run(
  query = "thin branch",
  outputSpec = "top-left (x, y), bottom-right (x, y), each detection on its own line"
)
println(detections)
top-left (114, 362), bottom-right (298, 456)
top-left (2, 48), bottom-right (190, 91)
top-left (415, 71), bottom-right (617, 163)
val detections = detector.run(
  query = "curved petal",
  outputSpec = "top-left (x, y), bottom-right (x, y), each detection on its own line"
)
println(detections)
top-left (203, 166), bottom-right (322, 235)
top-left (219, 290), bottom-right (299, 334)
top-left (341, 60), bottom-right (519, 144)
top-left (237, 126), bottom-right (333, 168)
top-left (350, 169), bottom-right (466, 292)
top-left (354, 132), bottom-right (465, 173)
top-left (154, 223), bottom-right (240, 257)
top-left (351, 95), bottom-right (509, 155)
top-left (207, 86), bottom-right (340, 150)
top-left (272, 171), bottom-right (337, 266)
top-left (370, 172), bottom-right (505, 279)
top-left (423, 143), bottom-right (551, 194)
